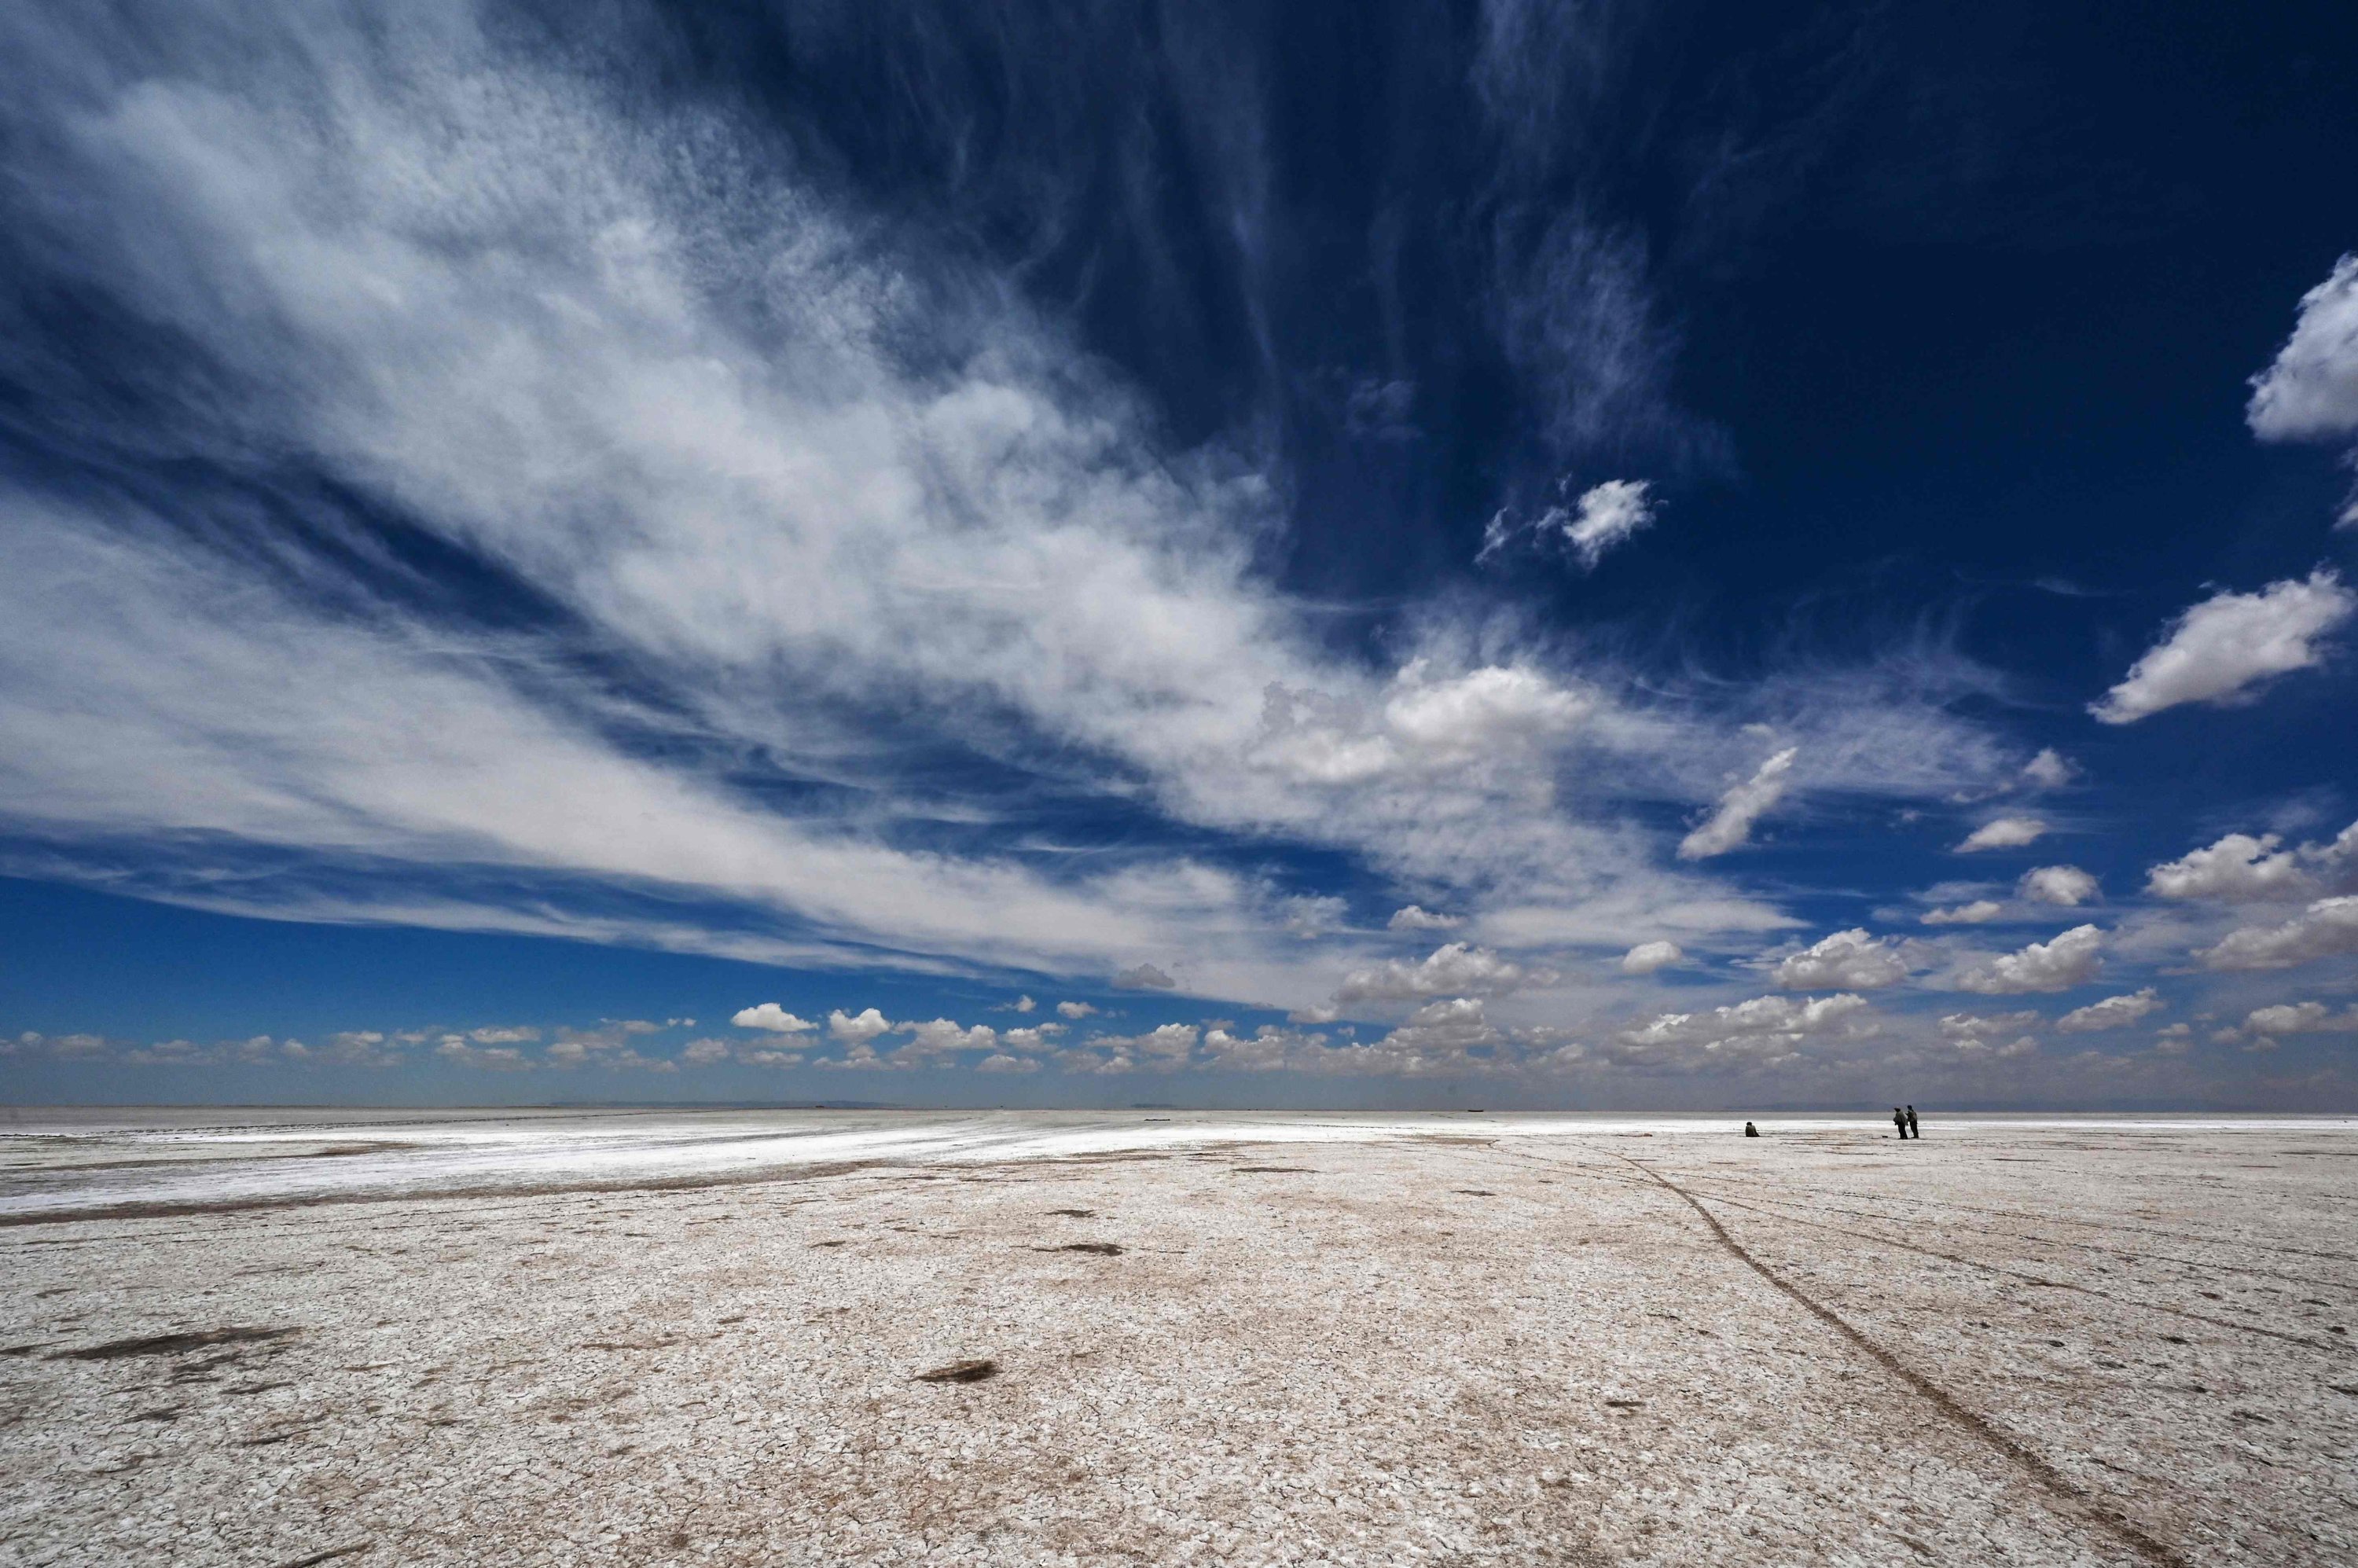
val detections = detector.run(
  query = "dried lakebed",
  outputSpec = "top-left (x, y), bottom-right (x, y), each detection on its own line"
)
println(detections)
top-left (2, 1111), bottom-right (2355, 1565)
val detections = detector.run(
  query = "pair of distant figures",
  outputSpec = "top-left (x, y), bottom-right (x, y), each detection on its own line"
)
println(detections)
top-left (1892, 1105), bottom-right (1921, 1139)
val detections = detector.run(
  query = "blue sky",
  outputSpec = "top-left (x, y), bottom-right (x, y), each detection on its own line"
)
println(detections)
top-left (4, 0), bottom-right (2356, 1109)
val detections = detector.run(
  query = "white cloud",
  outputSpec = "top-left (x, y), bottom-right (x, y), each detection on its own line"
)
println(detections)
top-left (681, 1037), bottom-right (733, 1064)
top-left (1388, 905), bottom-right (1462, 932)
top-left (999, 1024), bottom-right (1065, 1052)
top-left (1677, 747), bottom-right (1797, 860)
top-left (1923, 900), bottom-right (2003, 926)
top-left (1940, 1010), bottom-right (2041, 1040)
top-left (1063, 1022), bottom-right (1199, 1074)
top-left (2021, 748), bottom-right (2076, 789)
top-left (469, 1026), bottom-right (540, 1044)
top-left (1286, 1004), bottom-right (1341, 1024)
top-left (1056, 1001), bottom-right (1100, 1019)
top-left (2091, 571), bottom-right (2356, 723)
top-left (2195, 897), bottom-right (2358, 971)
top-left (828, 1008), bottom-right (895, 1044)
top-left (1956, 924), bottom-right (2104, 994)
top-left (2018, 866), bottom-right (2098, 907)
top-left (975, 1052), bottom-right (1039, 1074)
top-left (0, 0), bottom-right (2039, 1024)
top-left (732, 1004), bottom-right (817, 1034)
top-left (1956, 817), bottom-right (2046, 853)
top-left (1113, 964), bottom-right (1177, 991)
top-left (1011, 994), bottom-right (1036, 1013)
top-left (1474, 479), bottom-right (1659, 571)
top-left (1772, 930), bottom-right (1908, 990)
top-left (2055, 989), bottom-right (2162, 1033)
top-left (2152, 1023), bottom-right (2194, 1055)
top-left (2248, 254), bottom-right (2358, 444)
top-left (2240, 1001), bottom-right (2358, 1037)
top-left (1563, 480), bottom-right (1658, 568)
top-left (2145, 821), bottom-right (2355, 902)
top-left (1378, 661), bottom-right (1592, 763)
top-left (435, 1037), bottom-right (531, 1070)
top-left (1619, 940), bottom-right (1684, 975)
top-left (1334, 942), bottom-right (1543, 1002)
top-left (900, 1019), bottom-right (998, 1059)
top-left (1613, 993), bottom-right (1875, 1070)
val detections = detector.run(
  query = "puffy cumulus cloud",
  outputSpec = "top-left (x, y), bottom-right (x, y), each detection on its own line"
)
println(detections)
top-left (1677, 748), bottom-right (1798, 861)
top-left (1201, 1024), bottom-right (1333, 1073)
top-left (999, 1024), bottom-right (1066, 1052)
top-left (2018, 866), bottom-right (2099, 907)
top-left (315, 1030), bottom-right (404, 1068)
top-left (6, 1030), bottom-right (103, 1059)
top-left (1561, 480), bottom-right (1659, 569)
top-left (1287, 1004), bottom-right (1341, 1024)
top-left (1334, 942), bottom-right (1544, 1002)
top-left (2240, 1001), bottom-right (2358, 1037)
top-left (1611, 993), bottom-right (1875, 1071)
top-left (2056, 989), bottom-right (2163, 1033)
top-left (2147, 833), bottom-right (2309, 901)
top-left (1923, 900), bottom-right (2004, 926)
top-left (1620, 940), bottom-right (1684, 975)
top-left (681, 1037), bottom-right (733, 1065)
top-left (1246, 658), bottom-right (1595, 795)
top-left (466, 1026), bottom-right (539, 1045)
top-left (899, 1019), bottom-right (999, 1059)
top-left (1955, 925), bottom-right (2104, 994)
top-left (732, 1004), bottom-right (817, 1034)
top-left (1378, 662), bottom-right (1592, 765)
top-left (2022, 749), bottom-right (2077, 790)
top-left (819, 1041), bottom-right (887, 1071)
top-left (2195, 898), bottom-right (2358, 971)
top-left (1772, 930), bottom-right (1909, 991)
top-left (1056, 1001), bottom-right (1100, 1020)
top-left (1935, 1012), bottom-right (2041, 1059)
top-left (545, 1023), bottom-right (675, 1070)
top-left (1956, 817), bottom-right (2046, 853)
top-left (1389, 905), bottom-right (1463, 932)
top-left (1202, 1004), bottom-right (1559, 1080)
top-left (2092, 571), bottom-right (2356, 723)
top-left (2152, 1023), bottom-right (2195, 1056)
top-left (742, 1048), bottom-right (805, 1068)
top-left (2248, 255), bottom-right (2358, 459)
top-left (975, 1052), bottom-right (1039, 1074)
top-left (1940, 1010), bottom-right (2041, 1040)
top-left (1063, 1023), bottom-right (1200, 1074)
top-left (828, 1008), bottom-right (895, 1044)
top-left (436, 1035), bottom-right (532, 1070)
top-left (2145, 821), bottom-right (2356, 902)
top-left (1010, 995), bottom-right (1036, 1014)
top-left (1113, 964), bottom-right (1177, 992)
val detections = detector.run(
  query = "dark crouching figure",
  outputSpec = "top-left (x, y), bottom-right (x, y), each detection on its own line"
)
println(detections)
top-left (1906, 1105), bottom-right (1920, 1139)
top-left (1892, 1106), bottom-right (1909, 1140)
top-left (1743, 1121), bottom-right (1760, 1137)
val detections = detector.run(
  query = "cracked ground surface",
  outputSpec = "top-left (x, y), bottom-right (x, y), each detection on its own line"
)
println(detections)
top-left (2, 1113), bottom-right (2355, 1566)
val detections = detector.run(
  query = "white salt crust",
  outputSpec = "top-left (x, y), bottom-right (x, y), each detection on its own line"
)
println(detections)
top-left (2, 1113), bottom-right (2353, 1565)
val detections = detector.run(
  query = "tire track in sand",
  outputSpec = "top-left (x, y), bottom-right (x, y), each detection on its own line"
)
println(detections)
top-left (1618, 1153), bottom-right (2191, 1568)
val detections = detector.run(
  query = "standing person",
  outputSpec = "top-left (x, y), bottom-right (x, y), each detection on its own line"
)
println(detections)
top-left (1905, 1105), bottom-right (1920, 1139)
top-left (1892, 1106), bottom-right (1909, 1140)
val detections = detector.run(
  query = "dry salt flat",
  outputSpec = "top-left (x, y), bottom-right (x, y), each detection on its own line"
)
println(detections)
top-left (2, 1111), bottom-right (2356, 1567)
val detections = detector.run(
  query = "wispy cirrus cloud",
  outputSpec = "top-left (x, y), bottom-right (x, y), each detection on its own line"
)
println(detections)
top-left (0, 0), bottom-right (2040, 1034)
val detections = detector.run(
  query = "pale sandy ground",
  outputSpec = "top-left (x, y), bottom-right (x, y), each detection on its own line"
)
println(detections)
top-left (3, 1111), bottom-right (2356, 1567)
